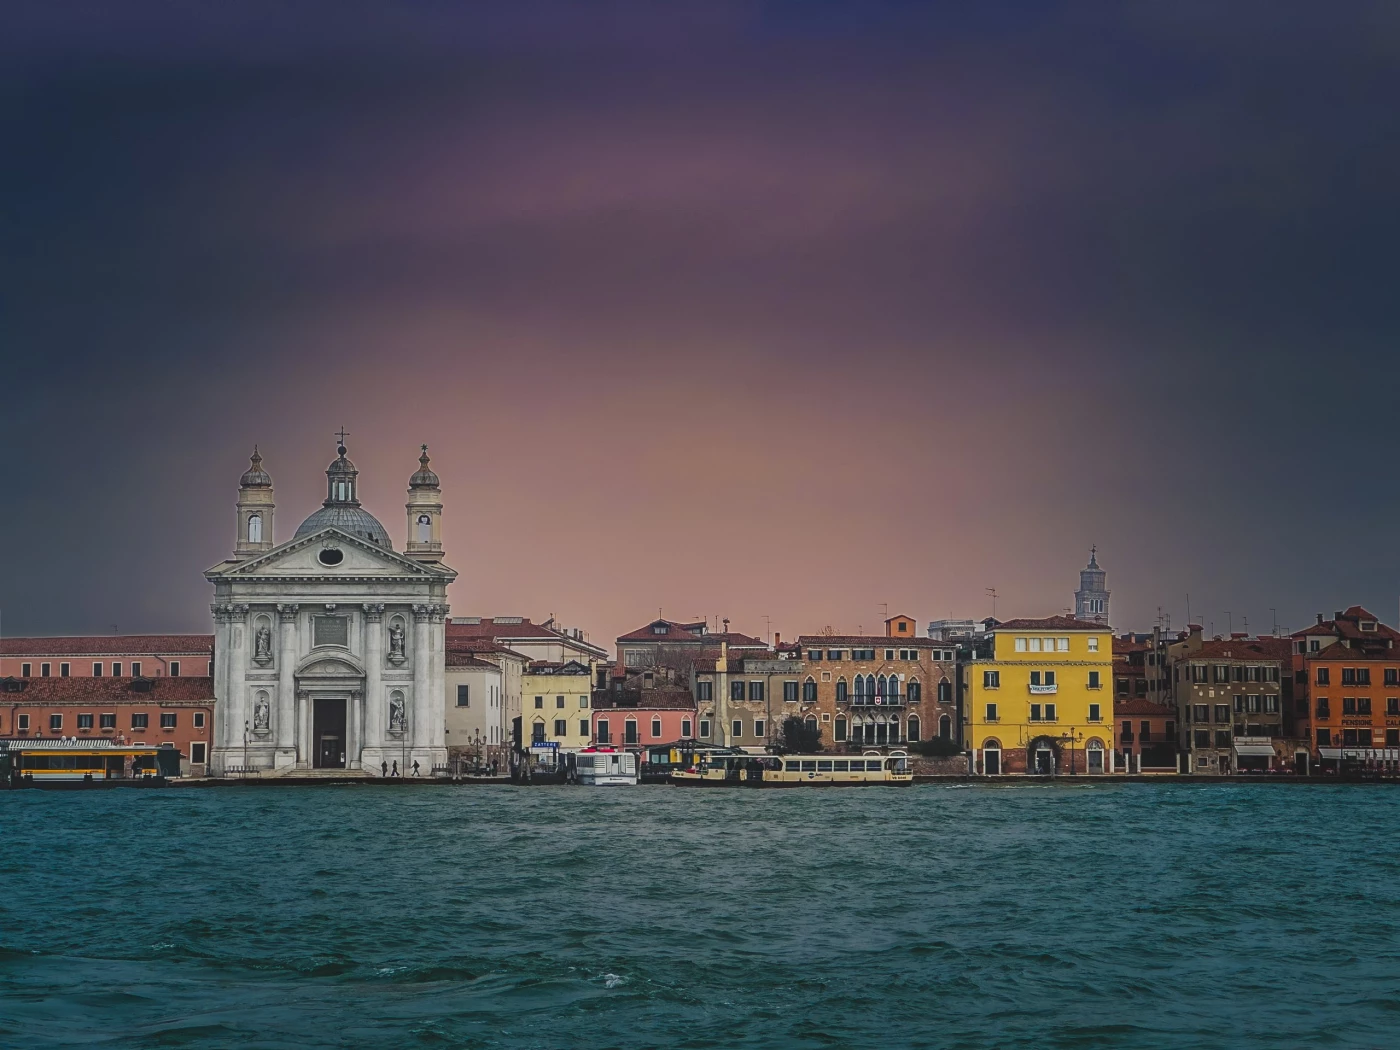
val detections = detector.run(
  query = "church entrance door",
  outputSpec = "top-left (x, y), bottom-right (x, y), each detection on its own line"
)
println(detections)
top-left (313, 698), bottom-right (347, 769)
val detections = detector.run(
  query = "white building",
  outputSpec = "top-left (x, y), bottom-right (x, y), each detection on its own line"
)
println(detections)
top-left (206, 441), bottom-right (457, 775)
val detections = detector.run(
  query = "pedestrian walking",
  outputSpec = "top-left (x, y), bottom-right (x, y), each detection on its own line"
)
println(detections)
top-left (391, 759), bottom-right (399, 777)
top-left (381, 760), bottom-right (389, 777)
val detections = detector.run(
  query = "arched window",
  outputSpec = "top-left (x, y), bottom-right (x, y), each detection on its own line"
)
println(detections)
top-left (907, 715), bottom-right (921, 742)
top-left (651, 717), bottom-right (662, 739)
top-left (625, 718), bottom-right (638, 744)
top-left (907, 679), bottom-right (921, 703)
top-left (805, 715), bottom-right (818, 735)
top-left (938, 678), bottom-right (952, 704)
top-left (939, 714), bottom-right (951, 739)
top-left (835, 716), bottom-right (848, 742)
top-left (803, 677), bottom-right (817, 702)
top-left (247, 513), bottom-right (262, 544)
top-left (876, 675), bottom-right (887, 700)
top-left (889, 716), bottom-right (900, 743)
top-left (417, 513), bottom-right (432, 542)
top-left (835, 678), bottom-right (848, 703)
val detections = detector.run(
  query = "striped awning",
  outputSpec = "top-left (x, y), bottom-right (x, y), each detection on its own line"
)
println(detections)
top-left (1233, 743), bottom-right (1275, 757)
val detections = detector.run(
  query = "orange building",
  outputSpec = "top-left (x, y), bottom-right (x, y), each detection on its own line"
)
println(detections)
top-left (0, 675), bottom-right (215, 775)
top-left (0, 635), bottom-right (213, 680)
top-left (1304, 645), bottom-right (1400, 772)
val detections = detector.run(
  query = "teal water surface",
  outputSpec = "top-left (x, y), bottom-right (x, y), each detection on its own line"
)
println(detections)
top-left (2, 782), bottom-right (1399, 1048)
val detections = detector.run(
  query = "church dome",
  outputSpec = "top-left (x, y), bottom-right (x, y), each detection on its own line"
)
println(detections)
top-left (409, 445), bottom-right (439, 489)
top-left (294, 505), bottom-right (392, 548)
top-left (240, 448), bottom-right (272, 488)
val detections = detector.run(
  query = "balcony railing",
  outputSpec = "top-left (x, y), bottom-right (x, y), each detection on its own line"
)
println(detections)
top-left (846, 695), bottom-right (905, 707)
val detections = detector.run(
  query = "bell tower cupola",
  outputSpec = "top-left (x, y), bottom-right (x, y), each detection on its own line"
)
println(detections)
top-left (404, 444), bottom-right (444, 563)
top-left (234, 446), bottom-right (275, 559)
top-left (1074, 546), bottom-right (1110, 625)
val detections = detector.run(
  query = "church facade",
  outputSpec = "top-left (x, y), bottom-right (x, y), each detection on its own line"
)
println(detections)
top-left (206, 441), bottom-right (456, 775)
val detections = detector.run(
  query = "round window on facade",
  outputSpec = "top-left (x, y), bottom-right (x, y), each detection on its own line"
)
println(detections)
top-left (318, 548), bottom-right (344, 566)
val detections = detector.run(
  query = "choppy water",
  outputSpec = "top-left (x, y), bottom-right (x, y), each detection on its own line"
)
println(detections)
top-left (2, 783), bottom-right (1399, 1048)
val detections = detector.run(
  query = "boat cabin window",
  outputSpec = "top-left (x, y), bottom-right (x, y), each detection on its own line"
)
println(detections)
top-left (817, 760), bottom-right (833, 771)
top-left (785, 761), bottom-right (801, 772)
top-left (801, 760), bottom-right (817, 772)
top-left (834, 760), bottom-right (849, 771)
top-left (866, 760), bottom-right (883, 771)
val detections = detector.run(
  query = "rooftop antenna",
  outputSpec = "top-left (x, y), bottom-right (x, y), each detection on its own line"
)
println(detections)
top-left (1186, 593), bottom-right (1191, 626)
top-left (1242, 615), bottom-right (1249, 635)
top-left (1271, 608), bottom-right (1278, 637)
top-left (985, 587), bottom-right (998, 619)
top-left (1225, 611), bottom-right (1232, 634)
top-left (880, 603), bottom-right (889, 623)
top-left (762, 614), bottom-right (772, 645)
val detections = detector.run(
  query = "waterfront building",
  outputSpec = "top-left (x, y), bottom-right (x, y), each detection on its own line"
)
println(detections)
top-left (522, 660), bottom-right (594, 749)
top-left (1167, 627), bottom-right (1291, 774)
top-left (692, 642), bottom-right (805, 750)
top-left (1, 635), bottom-right (213, 680)
top-left (1113, 698), bottom-right (1177, 773)
top-left (446, 638), bottom-right (526, 755)
top-left (206, 442), bottom-right (456, 775)
top-left (795, 617), bottom-right (959, 751)
top-left (964, 616), bottom-right (1114, 775)
top-left (614, 618), bottom-right (766, 673)
top-left (927, 619), bottom-right (994, 643)
top-left (592, 682), bottom-right (696, 750)
top-left (1295, 608), bottom-right (1400, 771)
top-left (447, 617), bottom-right (607, 678)
top-left (1074, 548), bottom-right (1111, 625)
top-left (444, 652), bottom-right (504, 771)
top-left (0, 674), bottom-right (214, 775)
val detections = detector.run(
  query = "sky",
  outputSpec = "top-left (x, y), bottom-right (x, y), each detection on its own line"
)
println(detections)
top-left (2, 1), bottom-right (1399, 647)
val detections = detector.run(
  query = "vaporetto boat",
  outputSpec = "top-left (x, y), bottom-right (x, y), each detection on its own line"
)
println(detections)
top-left (670, 749), bottom-right (913, 787)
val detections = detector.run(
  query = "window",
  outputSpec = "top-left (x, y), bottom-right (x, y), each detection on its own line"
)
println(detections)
top-left (553, 696), bottom-right (563, 709)
top-left (1044, 703), bottom-right (1056, 721)
top-left (20, 663), bottom-right (30, 678)
top-left (835, 679), bottom-right (848, 703)
top-left (554, 719), bottom-right (567, 737)
top-left (112, 663), bottom-right (121, 677)
top-left (580, 696), bottom-right (589, 708)
top-left (41, 663), bottom-right (50, 677)
top-left (161, 713), bottom-right (177, 729)
top-left (17, 714), bottom-right (28, 731)
top-left (1087, 637), bottom-right (1099, 652)
top-left (1214, 705), bottom-right (1229, 722)
top-left (193, 712), bottom-right (205, 728)
top-left (1316, 667), bottom-right (1330, 685)
top-left (93, 662), bottom-right (103, 676)
top-left (908, 716), bottom-right (921, 741)
top-left (1140, 722), bottom-right (1151, 743)
top-left (191, 742), bottom-right (207, 764)
top-left (1088, 671), bottom-right (1101, 689)
top-left (697, 681), bottom-right (713, 701)
top-left (783, 681), bottom-right (799, 702)
top-left (1057, 637), bottom-right (1070, 652)
top-left (131, 713), bottom-right (149, 730)
top-left (730, 680), bottom-right (745, 701)
top-left (100, 713), bottom-right (115, 729)
top-left (131, 662), bottom-right (141, 677)
top-left (651, 718), bottom-right (662, 739)
top-left (1264, 694), bottom-right (1278, 714)
top-left (50, 714), bottom-right (63, 731)
top-left (169, 661), bottom-right (180, 677)
top-left (1233, 694), bottom-right (1244, 713)
top-left (1121, 720), bottom-right (1133, 742)
top-left (749, 681), bottom-right (764, 702)
top-left (652, 624), bottom-right (669, 635)
top-left (1030, 703), bottom-right (1042, 721)
top-left (1215, 730), bottom-right (1231, 748)
top-left (60, 663), bottom-right (70, 677)
top-left (1028, 638), bottom-right (1041, 652)
top-left (983, 670), bottom-right (1000, 689)
top-left (985, 703), bottom-right (998, 721)
top-left (1194, 730), bottom-right (1210, 748)
top-left (807, 650), bottom-right (822, 661)
top-left (1388, 729), bottom-right (1400, 748)
top-left (625, 719), bottom-right (638, 744)
top-left (885, 649), bottom-right (895, 660)
top-left (1342, 668), bottom-right (1357, 686)
top-left (732, 719), bottom-right (743, 739)
top-left (1389, 698), bottom-right (1400, 716)
top-left (1386, 669), bottom-right (1399, 687)
top-left (681, 718), bottom-right (692, 738)
top-left (1015, 637), bottom-right (1027, 652)
top-left (597, 719), bottom-right (611, 744)
top-left (827, 650), bottom-right (843, 661)
top-left (1315, 698), bottom-right (1330, 718)
top-left (754, 719), bottom-right (766, 738)
top-left (1088, 703), bottom-right (1101, 722)
top-left (1358, 697), bottom-right (1373, 715)
top-left (534, 696), bottom-right (544, 709)
top-left (78, 713), bottom-right (93, 729)
top-left (247, 513), bottom-right (262, 543)
top-left (1343, 697), bottom-right (1356, 715)
top-left (908, 680), bottom-right (922, 702)
top-left (835, 717), bottom-right (848, 741)
top-left (699, 719), bottom-right (710, 738)
top-left (457, 685), bottom-right (470, 707)
top-left (802, 679), bottom-right (817, 702)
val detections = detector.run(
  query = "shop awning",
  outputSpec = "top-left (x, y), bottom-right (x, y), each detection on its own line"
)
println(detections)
top-left (1233, 743), bottom-right (1276, 756)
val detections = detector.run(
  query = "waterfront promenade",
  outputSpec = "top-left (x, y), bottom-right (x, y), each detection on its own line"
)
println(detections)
top-left (3, 783), bottom-right (1398, 1049)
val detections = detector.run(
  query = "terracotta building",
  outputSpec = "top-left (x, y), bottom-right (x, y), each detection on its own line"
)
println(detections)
top-left (614, 618), bottom-right (766, 673)
top-left (1, 635), bottom-right (213, 681)
top-left (796, 616), bottom-right (958, 751)
top-left (0, 675), bottom-right (215, 775)
top-left (1113, 698), bottom-right (1177, 773)
top-left (592, 682), bottom-right (696, 750)
top-left (1293, 607), bottom-right (1400, 772)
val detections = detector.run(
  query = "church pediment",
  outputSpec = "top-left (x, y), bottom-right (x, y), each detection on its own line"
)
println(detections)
top-left (207, 527), bottom-right (455, 581)
top-left (296, 649), bottom-right (367, 678)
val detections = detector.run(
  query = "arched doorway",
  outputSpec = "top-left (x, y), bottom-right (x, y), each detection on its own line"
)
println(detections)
top-left (1028, 736), bottom-right (1059, 776)
top-left (1086, 737), bottom-right (1105, 774)
top-left (983, 739), bottom-right (1002, 775)
top-left (907, 715), bottom-right (921, 742)
top-left (939, 714), bottom-right (951, 740)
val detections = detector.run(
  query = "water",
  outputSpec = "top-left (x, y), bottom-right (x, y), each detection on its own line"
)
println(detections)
top-left (2, 782), bottom-right (1399, 1048)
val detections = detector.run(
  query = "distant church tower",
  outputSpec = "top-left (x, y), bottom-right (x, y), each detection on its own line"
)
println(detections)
top-left (1075, 547), bottom-right (1110, 624)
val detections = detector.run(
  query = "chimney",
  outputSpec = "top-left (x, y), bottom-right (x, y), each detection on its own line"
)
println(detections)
top-left (774, 632), bottom-right (782, 649)
top-left (1335, 611), bottom-right (1344, 621)
top-left (717, 640), bottom-right (728, 674)
top-left (1317, 613), bottom-right (1324, 625)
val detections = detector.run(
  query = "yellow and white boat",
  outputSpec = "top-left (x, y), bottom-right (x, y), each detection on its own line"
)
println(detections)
top-left (670, 749), bottom-right (913, 787)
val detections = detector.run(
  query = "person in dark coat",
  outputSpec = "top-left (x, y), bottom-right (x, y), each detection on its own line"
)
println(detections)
top-left (391, 760), bottom-right (399, 777)
top-left (381, 760), bottom-right (389, 777)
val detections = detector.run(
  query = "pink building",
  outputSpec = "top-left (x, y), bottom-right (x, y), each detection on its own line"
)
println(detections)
top-left (1, 635), bottom-right (213, 681)
top-left (592, 687), bottom-right (696, 749)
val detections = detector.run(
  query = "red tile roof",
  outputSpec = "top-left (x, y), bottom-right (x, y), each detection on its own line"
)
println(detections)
top-left (993, 616), bottom-right (1109, 632)
top-left (444, 653), bottom-right (500, 670)
top-left (1, 676), bottom-right (215, 703)
top-left (447, 618), bottom-right (561, 640)
top-left (1, 635), bottom-right (213, 657)
top-left (1185, 637), bottom-right (1292, 662)
top-left (615, 620), bottom-right (765, 646)
top-left (445, 639), bottom-right (529, 661)
top-left (1114, 698), bottom-right (1175, 717)
top-left (794, 636), bottom-right (943, 648)
top-left (591, 688), bottom-right (696, 711)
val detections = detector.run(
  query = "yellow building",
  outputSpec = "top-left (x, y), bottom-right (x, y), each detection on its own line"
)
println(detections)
top-left (965, 616), bottom-right (1114, 775)
top-left (521, 660), bottom-right (594, 751)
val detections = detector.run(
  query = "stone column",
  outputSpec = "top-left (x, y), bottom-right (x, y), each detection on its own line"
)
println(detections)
top-left (228, 603), bottom-right (249, 759)
top-left (429, 604), bottom-right (447, 756)
top-left (297, 688), bottom-right (311, 767)
top-left (210, 603), bottom-right (233, 765)
top-left (276, 604), bottom-right (298, 756)
top-left (412, 604), bottom-right (432, 751)
top-left (348, 688), bottom-right (363, 768)
top-left (363, 604), bottom-right (385, 752)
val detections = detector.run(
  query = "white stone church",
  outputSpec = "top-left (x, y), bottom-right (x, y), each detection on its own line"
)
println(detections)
top-left (206, 439), bottom-right (456, 775)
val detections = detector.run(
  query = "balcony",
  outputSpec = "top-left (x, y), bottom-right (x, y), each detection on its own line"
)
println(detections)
top-left (1029, 683), bottom-right (1058, 695)
top-left (847, 695), bottom-right (906, 708)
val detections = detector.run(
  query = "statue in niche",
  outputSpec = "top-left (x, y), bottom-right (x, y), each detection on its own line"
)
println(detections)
top-left (253, 625), bottom-right (273, 666)
top-left (253, 695), bottom-right (270, 731)
top-left (388, 693), bottom-right (406, 732)
top-left (388, 621), bottom-right (407, 665)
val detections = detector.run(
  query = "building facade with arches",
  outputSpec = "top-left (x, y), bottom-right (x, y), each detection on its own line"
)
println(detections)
top-left (206, 441), bottom-right (456, 776)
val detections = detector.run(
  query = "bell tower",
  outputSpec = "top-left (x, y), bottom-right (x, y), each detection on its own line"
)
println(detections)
top-left (234, 447), bottom-right (275, 559)
top-left (404, 444), bottom-right (444, 563)
top-left (1074, 546), bottom-right (1110, 624)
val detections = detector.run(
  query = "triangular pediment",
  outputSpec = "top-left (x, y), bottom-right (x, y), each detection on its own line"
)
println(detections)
top-left (206, 528), bottom-right (455, 581)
